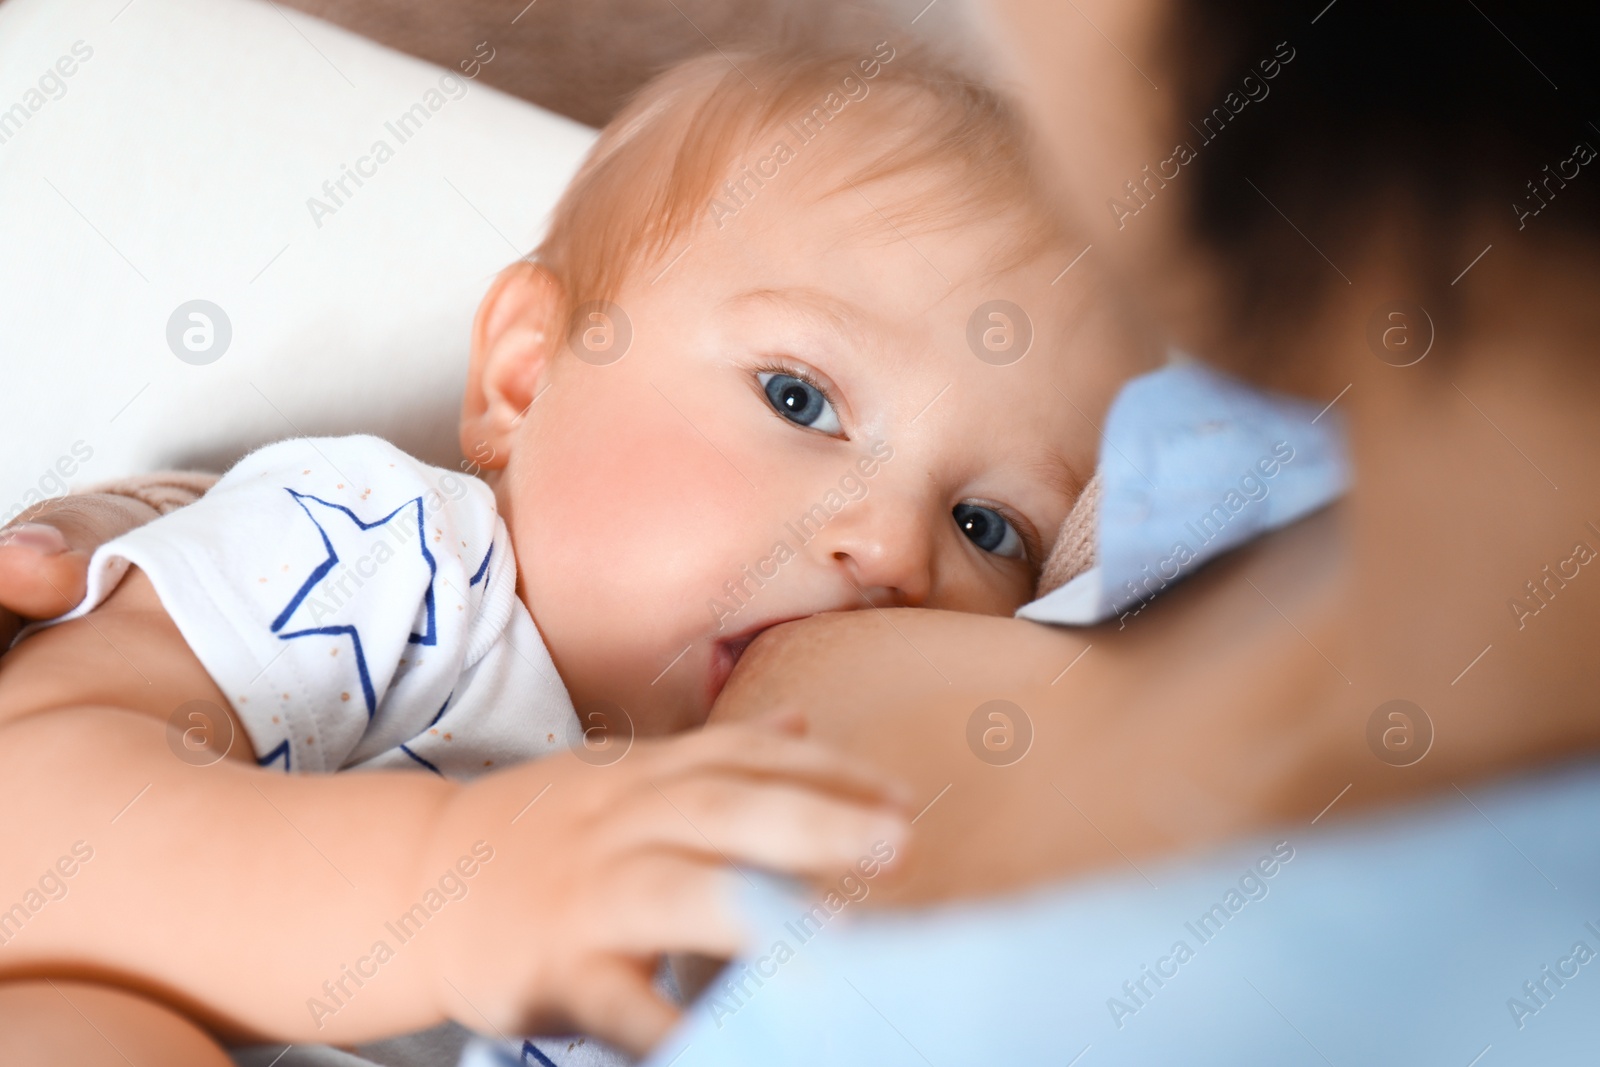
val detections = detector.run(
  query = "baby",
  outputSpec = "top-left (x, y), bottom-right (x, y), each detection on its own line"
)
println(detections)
top-left (0, 43), bottom-right (1148, 1061)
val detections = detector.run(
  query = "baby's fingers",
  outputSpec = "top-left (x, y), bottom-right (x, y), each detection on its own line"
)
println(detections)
top-left (589, 853), bottom-right (747, 958)
top-left (561, 957), bottom-right (681, 1057)
top-left (645, 722), bottom-right (913, 812)
top-left (630, 775), bottom-right (909, 879)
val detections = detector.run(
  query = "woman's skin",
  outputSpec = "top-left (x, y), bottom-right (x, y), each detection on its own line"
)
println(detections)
top-left (0, 494), bottom-right (162, 650)
top-left (0, 981), bottom-right (233, 1067)
top-left (712, 506), bottom-right (1355, 903)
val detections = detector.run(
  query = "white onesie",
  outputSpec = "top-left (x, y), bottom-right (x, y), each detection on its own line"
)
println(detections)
top-left (54, 435), bottom-right (578, 778)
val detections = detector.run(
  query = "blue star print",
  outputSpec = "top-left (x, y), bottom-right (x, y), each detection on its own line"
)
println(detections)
top-left (269, 489), bottom-right (439, 718)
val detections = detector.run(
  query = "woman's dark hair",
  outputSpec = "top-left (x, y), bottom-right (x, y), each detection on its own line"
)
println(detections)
top-left (1167, 1), bottom-right (1599, 342)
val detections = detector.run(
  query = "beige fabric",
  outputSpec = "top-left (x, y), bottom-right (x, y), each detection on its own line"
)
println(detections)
top-left (80, 471), bottom-right (219, 516)
top-left (1037, 472), bottom-right (1100, 597)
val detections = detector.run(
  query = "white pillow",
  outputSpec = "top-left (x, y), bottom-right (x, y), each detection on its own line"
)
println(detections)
top-left (0, 0), bottom-right (597, 523)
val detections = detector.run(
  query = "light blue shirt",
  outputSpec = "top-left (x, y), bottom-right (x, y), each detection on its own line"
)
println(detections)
top-left (1019, 358), bottom-right (1347, 625)
top-left (639, 760), bottom-right (1600, 1066)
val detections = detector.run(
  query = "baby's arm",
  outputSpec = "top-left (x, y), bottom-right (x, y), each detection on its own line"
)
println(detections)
top-left (0, 568), bottom-right (908, 1052)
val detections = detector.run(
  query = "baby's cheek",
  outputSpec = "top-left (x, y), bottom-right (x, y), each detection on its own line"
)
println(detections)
top-left (521, 390), bottom-right (757, 608)
top-left (929, 567), bottom-right (1034, 618)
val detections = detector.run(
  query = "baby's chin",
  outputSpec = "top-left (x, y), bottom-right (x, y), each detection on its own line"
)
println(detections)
top-left (606, 680), bottom-right (716, 739)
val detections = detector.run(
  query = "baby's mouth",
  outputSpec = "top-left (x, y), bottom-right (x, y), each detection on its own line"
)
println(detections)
top-left (706, 618), bottom-right (799, 706)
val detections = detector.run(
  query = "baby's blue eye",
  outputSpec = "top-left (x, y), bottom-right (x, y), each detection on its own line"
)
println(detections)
top-left (759, 371), bottom-right (841, 435)
top-left (953, 503), bottom-right (1024, 560)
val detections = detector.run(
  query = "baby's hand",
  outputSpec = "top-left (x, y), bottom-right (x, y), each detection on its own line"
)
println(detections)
top-left (418, 716), bottom-right (910, 1055)
top-left (0, 494), bottom-right (158, 648)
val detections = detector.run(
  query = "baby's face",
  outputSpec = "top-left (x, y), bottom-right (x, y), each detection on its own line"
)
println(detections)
top-left (472, 168), bottom-right (1141, 735)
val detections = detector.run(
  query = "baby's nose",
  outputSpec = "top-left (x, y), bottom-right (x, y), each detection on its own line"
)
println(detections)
top-left (815, 503), bottom-right (934, 609)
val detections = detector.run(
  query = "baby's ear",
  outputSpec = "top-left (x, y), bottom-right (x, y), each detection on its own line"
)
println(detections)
top-left (459, 260), bottom-right (565, 469)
